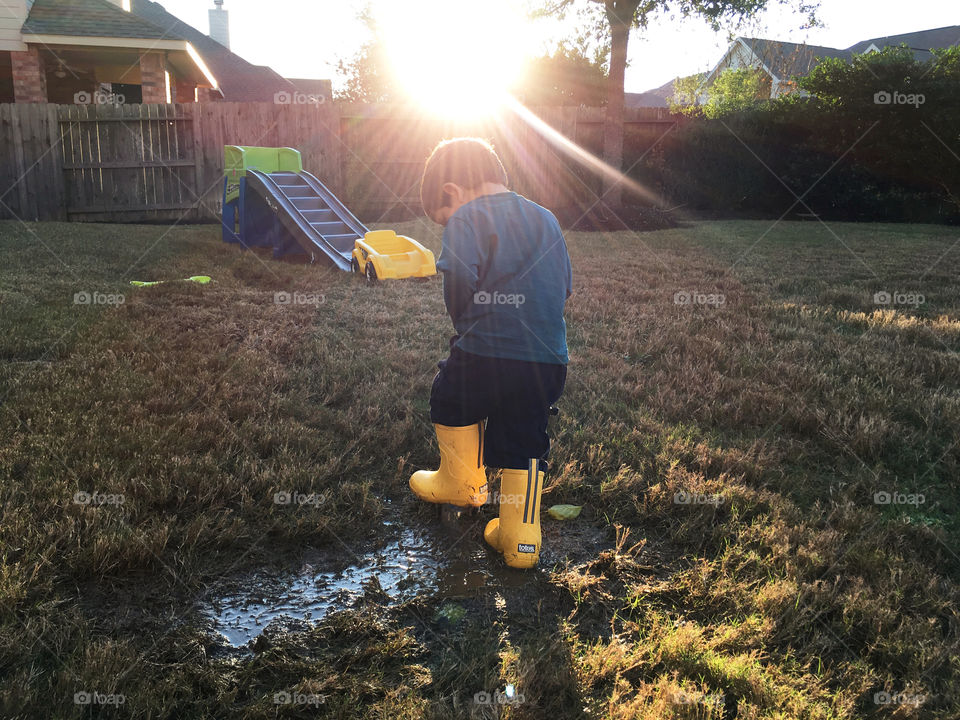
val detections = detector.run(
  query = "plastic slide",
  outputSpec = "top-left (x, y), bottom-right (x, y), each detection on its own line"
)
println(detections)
top-left (221, 146), bottom-right (366, 269)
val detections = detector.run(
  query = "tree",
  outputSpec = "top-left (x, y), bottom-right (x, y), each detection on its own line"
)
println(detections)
top-left (668, 73), bottom-right (704, 113)
top-left (334, 6), bottom-right (397, 102)
top-left (671, 67), bottom-right (768, 118)
top-left (515, 43), bottom-right (609, 106)
top-left (704, 67), bottom-right (769, 117)
top-left (548, 0), bottom-right (820, 210)
top-left (335, 41), bottom-right (396, 102)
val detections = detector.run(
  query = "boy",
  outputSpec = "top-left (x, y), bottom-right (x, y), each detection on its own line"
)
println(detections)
top-left (409, 137), bottom-right (572, 569)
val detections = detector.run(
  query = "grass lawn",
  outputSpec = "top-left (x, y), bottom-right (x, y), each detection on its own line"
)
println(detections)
top-left (1, 218), bottom-right (958, 719)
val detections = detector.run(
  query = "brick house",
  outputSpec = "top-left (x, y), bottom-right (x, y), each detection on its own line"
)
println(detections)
top-left (0, 0), bottom-right (299, 104)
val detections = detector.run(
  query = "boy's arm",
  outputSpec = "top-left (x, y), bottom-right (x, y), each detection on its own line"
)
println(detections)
top-left (437, 218), bottom-right (483, 322)
top-left (561, 231), bottom-right (573, 299)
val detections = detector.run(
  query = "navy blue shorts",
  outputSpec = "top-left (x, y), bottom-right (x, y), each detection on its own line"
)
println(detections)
top-left (429, 338), bottom-right (567, 470)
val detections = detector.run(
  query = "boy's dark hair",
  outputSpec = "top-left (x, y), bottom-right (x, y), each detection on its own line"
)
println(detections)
top-left (420, 137), bottom-right (508, 219)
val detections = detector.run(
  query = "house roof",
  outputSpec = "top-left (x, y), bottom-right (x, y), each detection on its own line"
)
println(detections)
top-left (287, 78), bottom-right (333, 100)
top-left (739, 38), bottom-right (851, 79)
top-left (626, 78), bottom-right (675, 108)
top-left (847, 24), bottom-right (960, 61)
top-left (22, 0), bottom-right (171, 39)
top-left (628, 75), bottom-right (706, 108)
top-left (129, 0), bottom-right (297, 102)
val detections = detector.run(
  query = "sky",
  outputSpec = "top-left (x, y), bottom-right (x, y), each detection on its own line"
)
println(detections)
top-left (153, 0), bottom-right (958, 93)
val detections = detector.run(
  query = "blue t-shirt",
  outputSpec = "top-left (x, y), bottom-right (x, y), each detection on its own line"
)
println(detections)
top-left (436, 191), bottom-right (572, 365)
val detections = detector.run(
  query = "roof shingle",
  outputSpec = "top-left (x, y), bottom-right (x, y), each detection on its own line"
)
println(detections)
top-left (740, 39), bottom-right (852, 79)
top-left (23, 0), bottom-right (176, 40)
top-left (847, 24), bottom-right (960, 59)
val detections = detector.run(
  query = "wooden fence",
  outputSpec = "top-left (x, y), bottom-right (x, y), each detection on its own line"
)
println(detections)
top-left (0, 102), bottom-right (679, 224)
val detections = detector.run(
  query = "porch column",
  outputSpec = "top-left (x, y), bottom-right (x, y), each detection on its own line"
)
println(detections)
top-left (11, 46), bottom-right (47, 103)
top-left (173, 77), bottom-right (196, 103)
top-left (139, 52), bottom-right (168, 103)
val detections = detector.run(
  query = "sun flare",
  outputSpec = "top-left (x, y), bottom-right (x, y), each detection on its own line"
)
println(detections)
top-left (373, 0), bottom-right (530, 118)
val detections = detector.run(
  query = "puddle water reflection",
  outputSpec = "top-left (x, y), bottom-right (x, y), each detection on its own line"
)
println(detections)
top-left (202, 521), bottom-right (529, 647)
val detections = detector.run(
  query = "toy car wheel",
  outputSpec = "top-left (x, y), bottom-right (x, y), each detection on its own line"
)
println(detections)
top-left (351, 257), bottom-right (360, 274)
top-left (365, 263), bottom-right (378, 283)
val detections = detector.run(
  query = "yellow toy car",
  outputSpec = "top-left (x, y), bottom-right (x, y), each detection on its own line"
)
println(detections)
top-left (351, 230), bottom-right (436, 282)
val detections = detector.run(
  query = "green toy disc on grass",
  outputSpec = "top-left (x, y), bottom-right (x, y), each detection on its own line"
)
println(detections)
top-left (548, 504), bottom-right (583, 520)
top-left (129, 276), bottom-right (212, 287)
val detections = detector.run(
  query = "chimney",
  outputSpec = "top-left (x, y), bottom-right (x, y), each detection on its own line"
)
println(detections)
top-left (103, 0), bottom-right (131, 9)
top-left (209, 0), bottom-right (230, 49)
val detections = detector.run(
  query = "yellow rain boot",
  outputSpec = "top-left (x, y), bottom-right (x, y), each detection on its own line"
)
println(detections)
top-left (410, 423), bottom-right (488, 507)
top-left (484, 459), bottom-right (543, 569)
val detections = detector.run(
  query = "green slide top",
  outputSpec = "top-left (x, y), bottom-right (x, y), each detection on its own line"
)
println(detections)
top-left (224, 146), bottom-right (303, 203)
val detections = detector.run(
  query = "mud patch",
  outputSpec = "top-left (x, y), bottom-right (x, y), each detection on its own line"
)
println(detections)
top-left (202, 527), bottom-right (439, 647)
top-left (200, 513), bottom-right (616, 649)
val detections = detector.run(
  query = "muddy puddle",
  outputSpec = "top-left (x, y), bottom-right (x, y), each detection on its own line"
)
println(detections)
top-left (200, 517), bottom-right (549, 648)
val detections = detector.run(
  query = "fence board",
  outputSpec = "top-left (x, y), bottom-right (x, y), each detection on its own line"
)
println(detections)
top-left (44, 104), bottom-right (66, 220)
top-left (10, 103), bottom-right (30, 219)
top-left (187, 104), bottom-right (204, 221)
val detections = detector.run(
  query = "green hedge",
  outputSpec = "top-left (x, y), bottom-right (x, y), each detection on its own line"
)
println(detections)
top-left (628, 46), bottom-right (960, 224)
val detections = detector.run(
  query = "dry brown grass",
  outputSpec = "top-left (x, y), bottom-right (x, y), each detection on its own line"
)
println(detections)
top-left (0, 218), bottom-right (958, 718)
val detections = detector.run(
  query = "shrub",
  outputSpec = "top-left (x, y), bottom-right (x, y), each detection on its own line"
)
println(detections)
top-left (633, 46), bottom-right (960, 223)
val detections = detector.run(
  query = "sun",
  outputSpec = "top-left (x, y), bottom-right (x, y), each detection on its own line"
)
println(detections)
top-left (373, 0), bottom-right (530, 118)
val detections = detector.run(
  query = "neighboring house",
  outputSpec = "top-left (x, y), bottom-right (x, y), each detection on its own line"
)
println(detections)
top-left (286, 78), bottom-right (333, 103)
top-left (0, 0), bottom-right (306, 104)
top-left (698, 24), bottom-right (960, 100)
top-left (625, 78), bottom-right (676, 109)
top-left (626, 74), bottom-right (705, 108)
